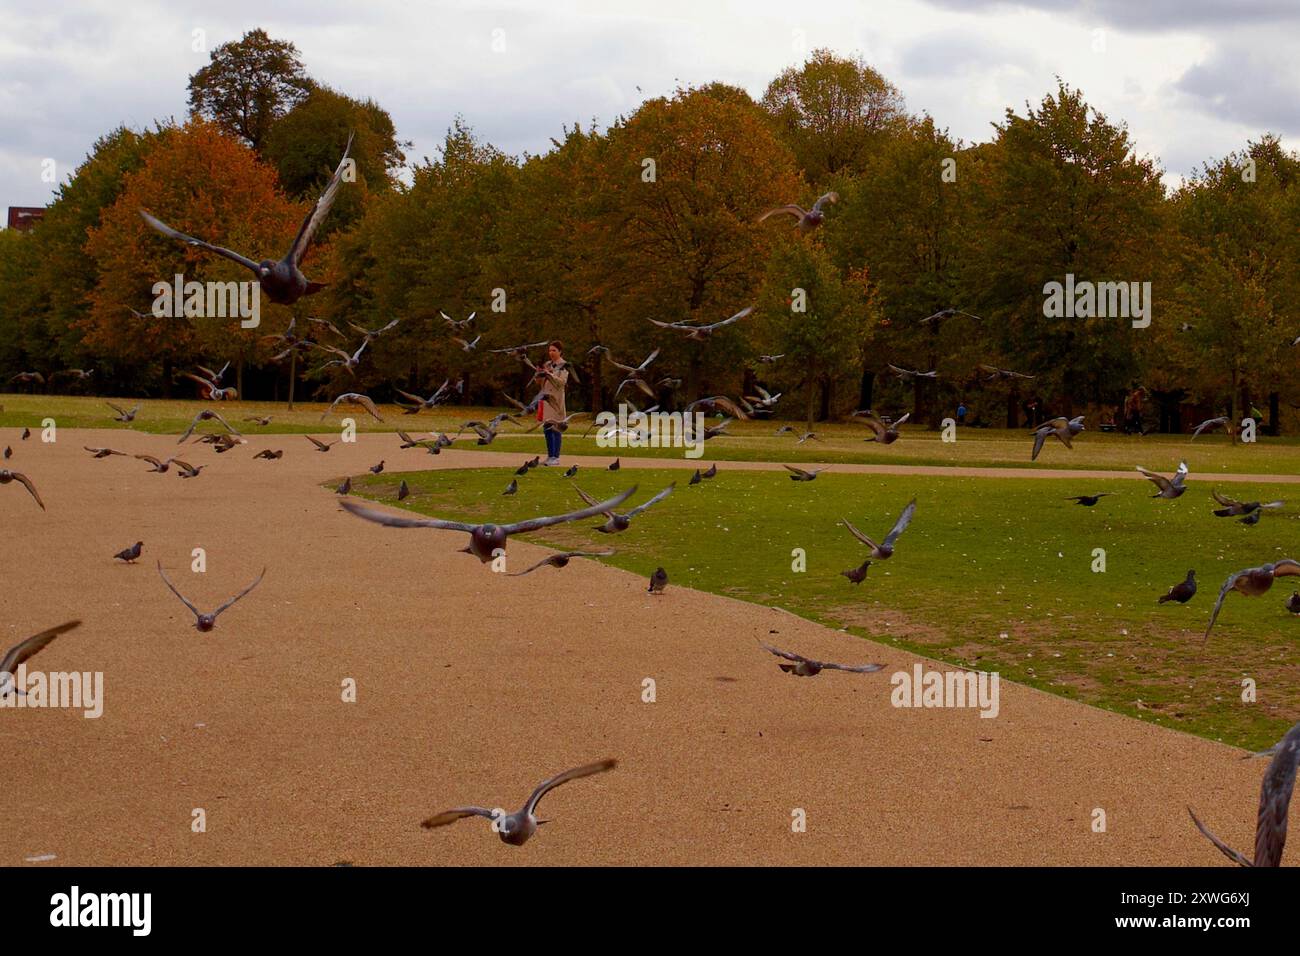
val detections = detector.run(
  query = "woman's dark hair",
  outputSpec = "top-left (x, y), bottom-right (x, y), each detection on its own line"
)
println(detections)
top-left (549, 340), bottom-right (563, 352)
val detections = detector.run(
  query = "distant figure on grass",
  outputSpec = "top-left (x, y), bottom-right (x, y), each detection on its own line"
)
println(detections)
top-left (535, 340), bottom-right (570, 466)
top-left (956, 401), bottom-right (967, 426)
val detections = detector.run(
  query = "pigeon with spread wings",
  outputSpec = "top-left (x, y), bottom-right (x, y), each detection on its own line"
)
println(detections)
top-left (1203, 560), bottom-right (1300, 641)
top-left (156, 562), bottom-right (265, 632)
top-left (0, 621), bottom-right (80, 699)
top-left (322, 393), bottom-right (384, 422)
top-left (139, 135), bottom-right (352, 305)
top-left (760, 642), bottom-right (884, 677)
top-left (1189, 721), bottom-right (1300, 866)
top-left (842, 498), bottom-right (916, 560)
top-left (647, 306), bottom-right (753, 341)
top-left (858, 411), bottom-right (910, 445)
top-left (339, 487), bottom-right (638, 562)
top-left (1136, 461), bottom-right (1189, 499)
top-left (0, 469), bottom-right (45, 510)
top-left (421, 759), bottom-right (617, 846)
top-left (757, 192), bottom-right (838, 233)
top-left (574, 483), bottom-right (674, 533)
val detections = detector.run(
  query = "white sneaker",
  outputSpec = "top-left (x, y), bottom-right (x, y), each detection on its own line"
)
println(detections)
top-left (543, 457), bottom-right (559, 466)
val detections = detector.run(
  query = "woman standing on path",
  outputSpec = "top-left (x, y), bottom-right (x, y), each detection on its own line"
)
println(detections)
top-left (536, 340), bottom-right (570, 465)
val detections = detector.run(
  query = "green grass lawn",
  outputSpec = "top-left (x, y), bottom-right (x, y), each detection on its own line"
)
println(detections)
top-left (349, 464), bottom-right (1300, 750)
top-left (4, 393), bottom-right (1300, 473)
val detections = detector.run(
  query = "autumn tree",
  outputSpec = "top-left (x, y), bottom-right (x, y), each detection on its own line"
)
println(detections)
top-left (188, 29), bottom-right (313, 152)
top-left (762, 49), bottom-right (906, 185)
top-left (84, 119), bottom-right (301, 393)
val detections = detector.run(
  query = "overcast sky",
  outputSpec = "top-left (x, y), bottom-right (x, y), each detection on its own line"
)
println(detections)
top-left (3, 0), bottom-right (1297, 218)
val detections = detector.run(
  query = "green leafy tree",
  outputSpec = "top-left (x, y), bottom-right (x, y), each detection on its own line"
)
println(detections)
top-left (188, 29), bottom-right (313, 151)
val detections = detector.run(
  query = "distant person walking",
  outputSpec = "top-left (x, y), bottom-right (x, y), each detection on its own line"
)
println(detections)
top-left (536, 340), bottom-right (570, 466)
top-left (956, 401), bottom-right (967, 426)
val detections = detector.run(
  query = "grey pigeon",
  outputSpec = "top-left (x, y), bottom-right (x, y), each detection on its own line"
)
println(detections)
top-left (1204, 560), bottom-right (1300, 641)
top-left (648, 305), bottom-right (753, 341)
top-left (575, 484), bottom-right (674, 533)
top-left (398, 480), bottom-right (410, 501)
top-left (339, 487), bottom-right (638, 562)
top-left (757, 192), bottom-right (838, 232)
top-left (689, 470), bottom-right (701, 485)
top-left (1158, 570), bottom-right (1196, 604)
top-left (370, 460), bottom-right (385, 475)
top-left (420, 758), bottom-right (617, 846)
top-left (783, 465), bottom-right (825, 482)
top-left (563, 465), bottom-right (578, 478)
top-left (702, 463), bottom-right (717, 479)
top-left (0, 469), bottom-right (44, 509)
top-left (842, 498), bottom-right (917, 559)
top-left (140, 135), bottom-right (352, 305)
top-left (859, 411), bottom-right (910, 445)
top-left (336, 476), bottom-right (352, 495)
top-left (508, 550), bottom-right (615, 576)
top-left (106, 402), bottom-right (140, 423)
top-left (157, 561), bottom-right (265, 633)
top-left (761, 642), bottom-right (884, 677)
top-left (1188, 720), bottom-right (1300, 866)
top-left (648, 567), bottom-right (668, 594)
top-left (114, 541), bottom-right (143, 563)
top-left (1286, 592), bottom-right (1300, 614)
top-left (503, 479), bottom-right (518, 496)
top-left (1191, 416), bottom-right (1231, 440)
top-left (1240, 510), bottom-right (1262, 525)
top-left (1212, 490), bottom-right (1283, 517)
top-left (841, 560), bottom-right (871, 584)
top-left (307, 436), bottom-right (338, 453)
top-left (1137, 461), bottom-right (1189, 499)
top-left (0, 621), bottom-right (80, 700)
top-left (1031, 416), bottom-right (1085, 461)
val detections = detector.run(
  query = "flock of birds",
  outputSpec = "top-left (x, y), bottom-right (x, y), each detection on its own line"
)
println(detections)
top-left (5, 137), bottom-right (1298, 859)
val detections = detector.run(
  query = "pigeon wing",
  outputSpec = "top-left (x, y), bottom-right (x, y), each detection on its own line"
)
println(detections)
top-left (524, 758), bottom-right (618, 817)
top-left (882, 498), bottom-right (917, 547)
top-left (139, 211), bottom-right (260, 274)
top-left (211, 568), bottom-right (267, 620)
top-left (502, 487), bottom-right (639, 534)
top-left (0, 620), bottom-right (80, 674)
top-left (339, 499), bottom-right (475, 533)
top-left (288, 134), bottom-right (353, 267)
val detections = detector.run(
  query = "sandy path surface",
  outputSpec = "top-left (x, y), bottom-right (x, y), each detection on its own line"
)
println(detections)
top-left (0, 429), bottom-right (1265, 866)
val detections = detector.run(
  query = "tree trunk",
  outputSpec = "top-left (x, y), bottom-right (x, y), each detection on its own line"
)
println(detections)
top-left (1270, 391), bottom-right (1280, 436)
top-left (287, 351), bottom-right (296, 411)
top-left (857, 368), bottom-right (874, 412)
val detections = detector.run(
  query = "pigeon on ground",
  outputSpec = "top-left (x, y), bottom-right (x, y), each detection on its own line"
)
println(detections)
top-left (563, 465), bottom-right (578, 478)
top-left (157, 562), bottom-right (265, 632)
top-left (1188, 720), bottom-right (1300, 866)
top-left (370, 461), bottom-right (385, 475)
top-left (576, 484), bottom-right (674, 533)
top-left (503, 479), bottom-right (518, 496)
top-left (1137, 462), bottom-right (1189, 499)
top-left (702, 464), bottom-right (717, 478)
top-left (0, 621), bottom-right (80, 699)
top-left (508, 550), bottom-right (616, 576)
top-left (842, 499), bottom-right (917, 559)
top-left (760, 642), bottom-right (884, 677)
top-left (609, 459), bottom-right (620, 471)
top-left (139, 136), bottom-right (352, 305)
top-left (784, 465), bottom-right (825, 481)
top-left (841, 560), bottom-right (872, 584)
top-left (336, 476), bottom-right (352, 495)
top-left (1158, 570), bottom-right (1196, 604)
top-left (397, 480), bottom-right (410, 501)
top-left (689, 470), bottom-right (701, 485)
top-left (420, 759), bottom-right (617, 846)
top-left (0, 470), bottom-right (44, 509)
top-left (2, 447), bottom-right (9, 459)
top-left (1065, 494), bottom-right (1111, 506)
top-left (648, 567), bottom-right (668, 594)
top-left (1287, 592), bottom-right (1300, 614)
top-left (20, 428), bottom-right (30, 440)
top-left (1204, 560), bottom-right (1300, 641)
top-left (757, 192), bottom-right (838, 233)
top-left (245, 416), bottom-right (273, 426)
top-left (114, 541), bottom-right (143, 563)
top-left (339, 488), bottom-right (638, 562)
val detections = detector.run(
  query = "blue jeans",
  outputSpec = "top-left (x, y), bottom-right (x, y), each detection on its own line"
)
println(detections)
top-left (545, 426), bottom-right (561, 460)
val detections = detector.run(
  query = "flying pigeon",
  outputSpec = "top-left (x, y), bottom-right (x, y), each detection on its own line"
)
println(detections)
top-left (1137, 462), bottom-right (1189, 499)
top-left (420, 758), bottom-right (617, 846)
top-left (0, 621), bottom-right (80, 699)
top-left (157, 561), bottom-right (265, 632)
top-left (648, 306), bottom-right (753, 341)
top-left (1065, 494), bottom-right (1111, 507)
top-left (859, 411), bottom-right (910, 445)
top-left (0, 470), bottom-right (45, 509)
top-left (1031, 416), bottom-right (1085, 461)
top-left (783, 465), bottom-right (825, 482)
top-left (842, 498), bottom-right (916, 559)
top-left (760, 642), bottom-right (884, 677)
top-left (1204, 560), bottom-right (1300, 641)
top-left (1188, 720), bottom-right (1300, 866)
top-left (139, 135), bottom-right (352, 305)
top-left (338, 487), bottom-right (638, 562)
top-left (575, 484), bottom-right (674, 533)
top-left (757, 192), bottom-right (838, 232)
top-left (508, 550), bottom-right (615, 576)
